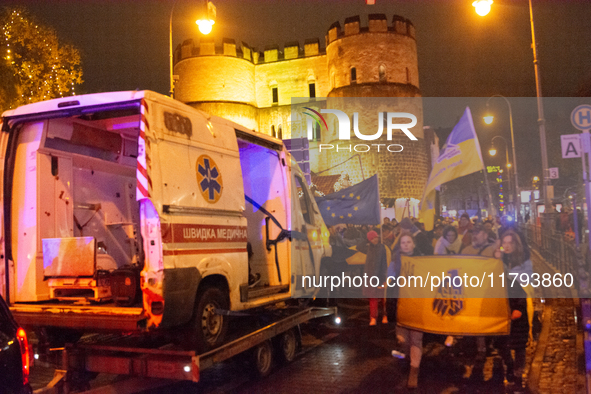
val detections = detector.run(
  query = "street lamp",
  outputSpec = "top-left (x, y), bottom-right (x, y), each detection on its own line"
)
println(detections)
top-left (170, 1), bottom-right (216, 96)
top-left (473, 0), bottom-right (551, 213)
top-left (484, 95), bottom-right (520, 221)
top-left (472, 0), bottom-right (493, 16)
top-left (196, 2), bottom-right (216, 34)
top-left (489, 136), bottom-right (515, 220)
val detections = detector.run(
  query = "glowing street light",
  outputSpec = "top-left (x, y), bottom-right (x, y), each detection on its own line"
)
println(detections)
top-left (475, 0), bottom-right (550, 212)
top-left (533, 176), bottom-right (540, 182)
top-left (196, 1), bottom-right (216, 35)
top-left (170, 1), bottom-right (217, 96)
top-left (483, 115), bottom-right (494, 125)
top-left (196, 19), bottom-right (215, 35)
top-left (489, 147), bottom-right (497, 156)
top-left (473, 0), bottom-right (493, 16)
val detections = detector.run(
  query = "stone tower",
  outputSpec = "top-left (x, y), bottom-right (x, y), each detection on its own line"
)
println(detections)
top-left (173, 14), bottom-right (431, 204)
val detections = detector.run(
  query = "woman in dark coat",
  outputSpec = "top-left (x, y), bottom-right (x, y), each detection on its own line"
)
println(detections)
top-left (389, 232), bottom-right (424, 389)
top-left (497, 230), bottom-right (531, 390)
top-left (363, 230), bottom-right (389, 326)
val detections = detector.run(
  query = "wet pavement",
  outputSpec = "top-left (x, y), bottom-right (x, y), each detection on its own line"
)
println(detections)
top-left (28, 251), bottom-right (586, 393)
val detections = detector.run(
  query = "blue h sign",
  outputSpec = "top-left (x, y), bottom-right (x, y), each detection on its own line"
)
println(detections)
top-left (572, 105), bottom-right (591, 131)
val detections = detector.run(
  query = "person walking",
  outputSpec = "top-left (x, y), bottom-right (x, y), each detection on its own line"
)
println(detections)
top-left (399, 217), bottom-right (433, 256)
top-left (458, 212), bottom-right (474, 248)
top-left (363, 230), bottom-right (389, 326)
top-left (389, 233), bottom-right (424, 389)
top-left (459, 224), bottom-right (497, 373)
top-left (497, 230), bottom-right (532, 391)
top-left (434, 225), bottom-right (462, 255)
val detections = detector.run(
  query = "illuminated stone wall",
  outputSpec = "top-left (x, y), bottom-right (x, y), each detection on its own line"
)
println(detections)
top-left (173, 14), bottom-right (429, 200)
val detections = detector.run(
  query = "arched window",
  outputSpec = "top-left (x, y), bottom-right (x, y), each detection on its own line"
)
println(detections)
top-left (271, 125), bottom-right (276, 138)
top-left (278, 125), bottom-right (283, 140)
top-left (350, 67), bottom-right (357, 84)
top-left (379, 65), bottom-right (386, 82)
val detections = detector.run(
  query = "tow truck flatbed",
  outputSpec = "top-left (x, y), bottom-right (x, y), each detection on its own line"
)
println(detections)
top-left (10, 302), bottom-right (144, 331)
top-left (37, 306), bottom-right (336, 393)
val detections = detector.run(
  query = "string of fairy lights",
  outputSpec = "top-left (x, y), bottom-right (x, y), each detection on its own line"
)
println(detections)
top-left (2, 10), bottom-right (80, 109)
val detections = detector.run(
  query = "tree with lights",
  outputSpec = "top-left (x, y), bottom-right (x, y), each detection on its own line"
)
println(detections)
top-left (1, 8), bottom-right (83, 112)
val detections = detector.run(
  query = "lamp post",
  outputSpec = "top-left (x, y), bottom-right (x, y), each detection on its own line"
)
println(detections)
top-left (484, 95), bottom-right (520, 221)
top-left (473, 0), bottom-right (551, 213)
top-left (170, 1), bottom-right (216, 97)
top-left (169, 1), bottom-right (178, 97)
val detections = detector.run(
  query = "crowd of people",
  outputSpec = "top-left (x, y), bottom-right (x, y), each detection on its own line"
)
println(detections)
top-left (328, 213), bottom-right (533, 392)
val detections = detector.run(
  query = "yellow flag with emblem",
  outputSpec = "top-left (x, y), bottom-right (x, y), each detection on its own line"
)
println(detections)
top-left (396, 255), bottom-right (510, 335)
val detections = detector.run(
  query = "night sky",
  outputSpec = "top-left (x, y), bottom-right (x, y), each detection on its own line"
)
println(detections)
top-left (4, 0), bottom-right (591, 186)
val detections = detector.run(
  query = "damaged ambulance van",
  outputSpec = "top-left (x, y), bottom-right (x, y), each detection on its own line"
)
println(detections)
top-left (0, 90), bottom-right (331, 351)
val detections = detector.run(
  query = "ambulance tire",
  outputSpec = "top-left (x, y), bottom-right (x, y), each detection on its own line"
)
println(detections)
top-left (192, 285), bottom-right (229, 353)
top-left (253, 339), bottom-right (274, 378)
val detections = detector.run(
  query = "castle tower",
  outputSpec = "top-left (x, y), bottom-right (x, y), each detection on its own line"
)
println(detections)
top-left (172, 14), bottom-right (430, 204)
top-left (173, 38), bottom-right (258, 131)
top-left (321, 14), bottom-right (428, 202)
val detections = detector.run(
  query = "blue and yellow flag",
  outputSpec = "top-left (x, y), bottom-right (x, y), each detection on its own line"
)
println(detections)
top-left (420, 107), bottom-right (485, 230)
top-left (396, 255), bottom-right (510, 336)
top-left (315, 175), bottom-right (380, 226)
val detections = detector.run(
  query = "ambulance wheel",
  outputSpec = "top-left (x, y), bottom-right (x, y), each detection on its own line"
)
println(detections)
top-left (277, 327), bottom-right (299, 363)
top-left (192, 286), bottom-right (229, 353)
top-left (253, 340), bottom-right (274, 377)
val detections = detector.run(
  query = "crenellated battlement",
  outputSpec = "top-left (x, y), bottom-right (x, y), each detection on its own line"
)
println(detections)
top-left (326, 14), bottom-right (415, 46)
top-left (174, 14), bottom-right (414, 66)
top-left (174, 35), bottom-right (325, 65)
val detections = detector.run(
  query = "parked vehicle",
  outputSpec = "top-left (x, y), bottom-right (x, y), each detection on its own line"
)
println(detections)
top-left (0, 294), bottom-right (31, 394)
top-left (0, 91), bottom-right (331, 353)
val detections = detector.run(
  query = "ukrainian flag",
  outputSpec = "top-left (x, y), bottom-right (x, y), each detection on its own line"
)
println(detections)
top-left (420, 107), bottom-right (485, 230)
top-left (396, 255), bottom-right (510, 335)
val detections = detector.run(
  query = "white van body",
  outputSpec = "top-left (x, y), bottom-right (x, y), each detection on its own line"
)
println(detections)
top-left (0, 91), bottom-right (330, 347)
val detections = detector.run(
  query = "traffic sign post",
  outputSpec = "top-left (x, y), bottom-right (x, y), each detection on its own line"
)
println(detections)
top-left (578, 132), bottom-right (591, 251)
top-left (561, 134), bottom-right (582, 159)
top-left (570, 106), bottom-right (591, 264)
top-left (572, 105), bottom-right (591, 131)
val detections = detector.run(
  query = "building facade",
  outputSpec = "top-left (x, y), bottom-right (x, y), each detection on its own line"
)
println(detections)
top-left (173, 14), bottom-right (431, 205)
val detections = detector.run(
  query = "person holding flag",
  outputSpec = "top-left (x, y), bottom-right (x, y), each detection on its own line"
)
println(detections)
top-left (419, 107), bottom-right (492, 231)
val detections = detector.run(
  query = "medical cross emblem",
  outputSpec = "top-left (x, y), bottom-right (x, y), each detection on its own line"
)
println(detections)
top-left (196, 155), bottom-right (223, 203)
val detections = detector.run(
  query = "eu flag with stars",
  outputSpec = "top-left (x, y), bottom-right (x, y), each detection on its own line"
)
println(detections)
top-left (315, 175), bottom-right (380, 226)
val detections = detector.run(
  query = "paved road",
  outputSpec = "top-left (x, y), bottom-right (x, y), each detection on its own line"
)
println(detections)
top-left (135, 301), bottom-right (539, 394)
top-left (29, 251), bottom-right (586, 393)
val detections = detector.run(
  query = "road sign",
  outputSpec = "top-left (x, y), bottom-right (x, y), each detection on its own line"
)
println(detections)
top-left (561, 134), bottom-right (582, 158)
top-left (571, 105), bottom-right (591, 131)
top-left (549, 167), bottom-right (559, 179)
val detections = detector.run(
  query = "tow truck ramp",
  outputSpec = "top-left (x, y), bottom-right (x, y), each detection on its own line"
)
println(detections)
top-left (35, 306), bottom-right (336, 393)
